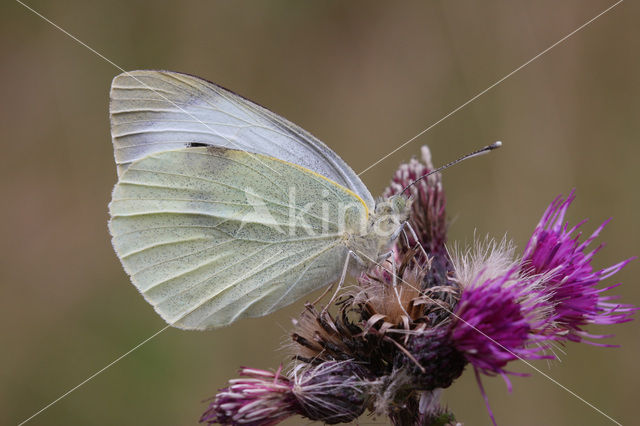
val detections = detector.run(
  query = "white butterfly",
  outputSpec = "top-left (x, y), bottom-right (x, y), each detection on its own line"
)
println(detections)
top-left (108, 70), bottom-right (411, 330)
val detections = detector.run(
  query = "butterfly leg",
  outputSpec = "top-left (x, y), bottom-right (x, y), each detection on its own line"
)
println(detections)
top-left (402, 221), bottom-right (430, 261)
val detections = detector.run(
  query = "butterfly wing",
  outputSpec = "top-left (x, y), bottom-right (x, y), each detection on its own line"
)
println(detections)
top-left (109, 147), bottom-right (368, 330)
top-left (110, 70), bottom-right (374, 209)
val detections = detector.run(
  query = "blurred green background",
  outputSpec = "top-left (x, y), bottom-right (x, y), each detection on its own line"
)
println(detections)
top-left (2, 1), bottom-right (638, 425)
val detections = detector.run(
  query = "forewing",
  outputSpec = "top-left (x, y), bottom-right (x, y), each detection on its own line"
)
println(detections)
top-left (109, 147), bottom-right (366, 329)
top-left (110, 70), bottom-right (374, 209)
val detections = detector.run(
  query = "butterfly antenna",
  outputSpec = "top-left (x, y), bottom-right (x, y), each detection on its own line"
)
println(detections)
top-left (399, 141), bottom-right (502, 196)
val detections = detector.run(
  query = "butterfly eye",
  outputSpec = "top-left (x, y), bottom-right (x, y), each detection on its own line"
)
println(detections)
top-left (374, 200), bottom-right (393, 215)
top-left (391, 196), bottom-right (408, 213)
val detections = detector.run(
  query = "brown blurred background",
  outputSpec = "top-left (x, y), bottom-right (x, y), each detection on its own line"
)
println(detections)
top-left (2, 1), bottom-right (638, 425)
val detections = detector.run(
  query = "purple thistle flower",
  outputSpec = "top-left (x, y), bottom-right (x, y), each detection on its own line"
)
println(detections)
top-left (448, 268), bottom-right (552, 426)
top-left (383, 147), bottom-right (450, 277)
top-left (450, 271), bottom-right (550, 381)
top-left (200, 367), bottom-right (297, 426)
top-left (521, 191), bottom-right (636, 343)
top-left (201, 362), bottom-right (371, 425)
top-left (383, 146), bottom-right (447, 251)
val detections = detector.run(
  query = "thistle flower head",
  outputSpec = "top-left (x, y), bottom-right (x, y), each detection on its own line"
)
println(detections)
top-left (200, 367), bottom-right (298, 426)
top-left (290, 361), bottom-right (371, 424)
top-left (201, 362), bottom-right (371, 426)
top-left (521, 191), bottom-right (636, 343)
top-left (358, 255), bottom-right (466, 393)
top-left (383, 146), bottom-right (449, 277)
top-left (449, 270), bottom-right (549, 379)
top-left (355, 251), bottom-right (458, 327)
